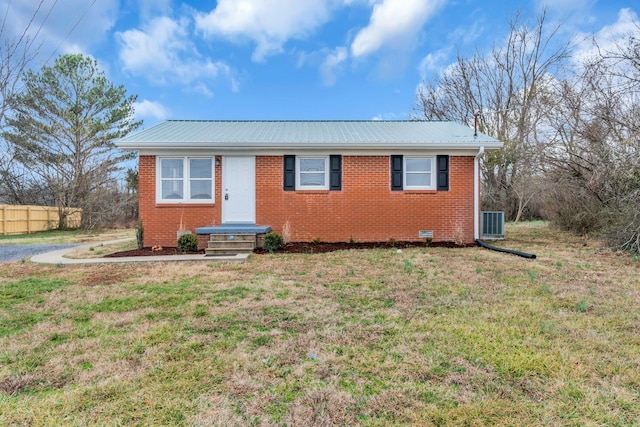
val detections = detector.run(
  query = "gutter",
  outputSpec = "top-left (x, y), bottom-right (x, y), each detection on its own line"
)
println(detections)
top-left (116, 141), bottom-right (504, 152)
top-left (474, 146), bottom-right (485, 241)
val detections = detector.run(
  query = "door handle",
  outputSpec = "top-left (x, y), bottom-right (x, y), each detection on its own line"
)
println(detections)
top-left (225, 193), bottom-right (229, 200)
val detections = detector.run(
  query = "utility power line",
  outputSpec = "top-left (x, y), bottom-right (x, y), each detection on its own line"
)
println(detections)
top-left (44, 0), bottom-right (97, 65)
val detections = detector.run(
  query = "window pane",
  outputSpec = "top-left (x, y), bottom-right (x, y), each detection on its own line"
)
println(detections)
top-left (300, 173), bottom-right (325, 186)
top-left (161, 159), bottom-right (183, 178)
top-left (406, 173), bottom-right (430, 187)
top-left (406, 158), bottom-right (431, 172)
top-left (190, 180), bottom-right (212, 199)
top-left (190, 159), bottom-right (212, 179)
top-left (300, 158), bottom-right (325, 172)
top-left (162, 180), bottom-right (183, 199)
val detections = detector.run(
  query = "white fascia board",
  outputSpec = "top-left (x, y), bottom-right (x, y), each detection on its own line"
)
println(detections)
top-left (123, 140), bottom-right (503, 155)
top-left (135, 147), bottom-right (495, 157)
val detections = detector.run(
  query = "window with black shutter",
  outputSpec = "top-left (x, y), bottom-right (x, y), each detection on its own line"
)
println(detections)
top-left (392, 155), bottom-right (448, 191)
top-left (284, 155), bottom-right (342, 191)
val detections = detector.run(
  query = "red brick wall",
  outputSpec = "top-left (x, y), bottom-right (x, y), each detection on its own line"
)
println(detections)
top-left (138, 155), bottom-right (222, 248)
top-left (256, 155), bottom-right (475, 243)
top-left (138, 154), bottom-right (476, 247)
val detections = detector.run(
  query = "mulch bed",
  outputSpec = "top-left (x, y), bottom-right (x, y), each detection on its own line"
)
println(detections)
top-left (106, 241), bottom-right (474, 257)
top-left (104, 248), bottom-right (205, 257)
top-left (262, 241), bottom-right (475, 253)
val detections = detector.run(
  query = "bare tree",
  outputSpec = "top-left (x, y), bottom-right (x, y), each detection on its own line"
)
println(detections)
top-left (0, 3), bottom-right (42, 203)
top-left (414, 10), bottom-right (571, 221)
top-left (542, 32), bottom-right (640, 251)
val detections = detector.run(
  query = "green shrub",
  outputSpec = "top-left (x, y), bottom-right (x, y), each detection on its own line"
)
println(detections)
top-left (177, 233), bottom-right (198, 252)
top-left (263, 232), bottom-right (284, 253)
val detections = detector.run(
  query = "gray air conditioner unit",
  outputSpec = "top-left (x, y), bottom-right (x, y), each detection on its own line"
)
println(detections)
top-left (481, 211), bottom-right (505, 239)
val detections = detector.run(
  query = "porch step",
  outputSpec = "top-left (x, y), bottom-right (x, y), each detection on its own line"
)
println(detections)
top-left (205, 233), bottom-right (256, 256)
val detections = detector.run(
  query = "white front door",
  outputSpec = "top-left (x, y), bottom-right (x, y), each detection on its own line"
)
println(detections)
top-left (222, 156), bottom-right (256, 224)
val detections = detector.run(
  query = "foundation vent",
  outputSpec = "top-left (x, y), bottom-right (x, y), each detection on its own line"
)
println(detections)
top-left (419, 230), bottom-right (433, 239)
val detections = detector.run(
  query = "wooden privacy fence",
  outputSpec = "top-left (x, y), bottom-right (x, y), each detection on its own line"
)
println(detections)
top-left (0, 205), bottom-right (82, 235)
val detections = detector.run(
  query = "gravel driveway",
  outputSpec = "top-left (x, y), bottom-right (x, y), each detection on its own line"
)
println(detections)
top-left (0, 244), bottom-right (80, 263)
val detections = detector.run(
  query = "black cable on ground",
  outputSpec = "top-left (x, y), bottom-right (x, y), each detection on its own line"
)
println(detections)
top-left (476, 239), bottom-right (536, 259)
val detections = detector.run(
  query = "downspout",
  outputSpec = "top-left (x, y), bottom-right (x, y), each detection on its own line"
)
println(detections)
top-left (473, 144), bottom-right (537, 259)
top-left (474, 146), bottom-right (484, 241)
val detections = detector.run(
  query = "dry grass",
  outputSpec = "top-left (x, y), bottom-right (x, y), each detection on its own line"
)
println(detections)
top-left (0, 228), bottom-right (134, 245)
top-left (64, 239), bottom-right (137, 259)
top-left (1, 222), bottom-right (639, 425)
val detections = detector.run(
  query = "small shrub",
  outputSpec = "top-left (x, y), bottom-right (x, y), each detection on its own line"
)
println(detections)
top-left (177, 233), bottom-right (198, 252)
top-left (263, 232), bottom-right (284, 253)
top-left (136, 220), bottom-right (144, 249)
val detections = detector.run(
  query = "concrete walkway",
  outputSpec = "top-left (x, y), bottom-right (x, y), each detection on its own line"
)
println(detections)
top-left (30, 238), bottom-right (249, 265)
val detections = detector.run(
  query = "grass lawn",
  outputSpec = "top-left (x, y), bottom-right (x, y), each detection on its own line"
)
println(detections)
top-left (0, 222), bottom-right (639, 425)
top-left (0, 228), bottom-right (134, 245)
top-left (63, 239), bottom-right (138, 259)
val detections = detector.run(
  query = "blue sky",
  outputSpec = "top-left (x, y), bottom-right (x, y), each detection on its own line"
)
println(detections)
top-left (1, 0), bottom-right (638, 129)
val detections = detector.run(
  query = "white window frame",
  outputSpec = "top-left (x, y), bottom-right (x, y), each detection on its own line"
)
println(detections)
top-left (403, 156), bottom-right (435, 190)
top-left (296, 156), bottom-right (329, 190)
top-left (156, 157), bottom-right (215, 203)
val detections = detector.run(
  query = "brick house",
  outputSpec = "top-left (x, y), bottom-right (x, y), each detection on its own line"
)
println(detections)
top-left (117, 120), bottom-right (502, 250)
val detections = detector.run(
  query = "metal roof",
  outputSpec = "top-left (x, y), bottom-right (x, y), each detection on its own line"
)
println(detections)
top-left (117, 120), bottom-right (502, 151)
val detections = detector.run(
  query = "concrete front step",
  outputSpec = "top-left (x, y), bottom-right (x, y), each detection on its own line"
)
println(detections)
top-left (196, 225), bottom-right (272, 235)
top-left (205, 233), bottom-right (257, 256)
top-left (208, 233), bottom-right (256, 242)
top-left (206, 247), bottom-right (254, 256)
top-left (197, 225), bottom-right (271, 255)
top-left (207, 242), bottom-right (255, 250)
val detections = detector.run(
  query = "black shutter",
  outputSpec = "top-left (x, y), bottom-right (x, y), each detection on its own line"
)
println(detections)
top-left (283, 155), bottom-right (295, 191)
top-left (391, 155), bottom-right (403, 191)
top-left (436, 155), bottom-right (449, 191)
top-left (329, 155), bottom-right (341, 191)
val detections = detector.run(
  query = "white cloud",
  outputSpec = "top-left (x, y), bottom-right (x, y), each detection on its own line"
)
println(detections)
top-left (192, 83), bottom-right (214, 97)
top-left (138, 0), bottom-right (173, 20)
top-left (116, 16), bottom-right (236, 92)
top-left (448, 20), bottom-right (485, 47)
top-left (117, 16), bottom-right (189, 83)
top-left (351, 0), bottom-right (445, 58)
top-left (416, 16), bottom-right (484, 80)
top-left (372, 112), bottom-right (402, 120)
top-left (134, 100), bottom-right (171, 121)
top-left (0, 0), bottom-right (118, 62)
top-left (573, 8), bottom-right (639, 65)
top-left (418, 48), bottom-right (450, 79)
top-left (320, 46), bottom-right (348, 86)
top-left (194, 0), bottom-right (336, 62)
